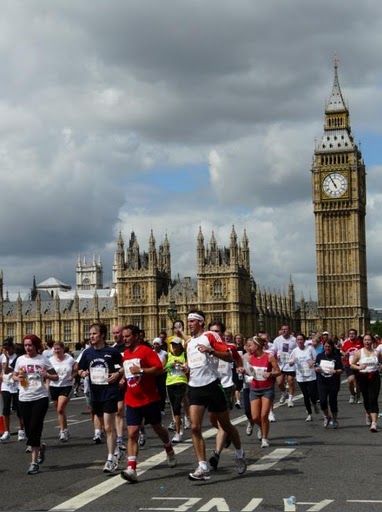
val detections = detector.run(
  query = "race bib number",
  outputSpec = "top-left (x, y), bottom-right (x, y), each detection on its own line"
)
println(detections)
top-left (90, 366), bottom-right (108, 385)
top-left (218, 359), bottom-right (231, 376)
top-left (253, 366), bottom-right (268, 381)
top-left (298, 359), bottom-right (312, 377)
top-left (320, 360), bottom-right (335, 376)
top-left (123, 358), bottom-right (141, 379)
top-left (187, 348), bottom-right (207, 369)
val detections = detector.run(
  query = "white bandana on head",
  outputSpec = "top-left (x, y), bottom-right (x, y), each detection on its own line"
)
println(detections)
top-left (188, 313), bottom-right (204, 322)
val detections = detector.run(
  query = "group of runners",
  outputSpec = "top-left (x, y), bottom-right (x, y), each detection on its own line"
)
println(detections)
top-left (1, 317), bottom-right (380, 481)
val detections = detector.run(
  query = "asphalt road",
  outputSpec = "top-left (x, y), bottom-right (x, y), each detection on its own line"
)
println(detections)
top-left (1, 382), bottom-right (382, 512)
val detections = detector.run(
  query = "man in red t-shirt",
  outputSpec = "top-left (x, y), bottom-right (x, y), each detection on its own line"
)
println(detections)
top-left (119, 324), bottom-right (176, 483)
top-left (341, 328), bottom-right (363, 403)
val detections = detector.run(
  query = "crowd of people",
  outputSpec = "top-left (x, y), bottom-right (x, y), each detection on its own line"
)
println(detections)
top-left (0, 318), bottom-right (381, 481)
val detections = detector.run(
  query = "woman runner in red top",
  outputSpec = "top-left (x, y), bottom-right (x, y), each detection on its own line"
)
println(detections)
top-left (246, 336), bottom-right (280, 448)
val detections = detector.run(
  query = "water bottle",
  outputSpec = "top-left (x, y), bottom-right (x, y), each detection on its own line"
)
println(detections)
top-left (19, 369), bottom-right (29, 388)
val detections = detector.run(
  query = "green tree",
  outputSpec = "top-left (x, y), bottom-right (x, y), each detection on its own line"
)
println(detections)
top-left (371, 321), bottom-right (382, 338)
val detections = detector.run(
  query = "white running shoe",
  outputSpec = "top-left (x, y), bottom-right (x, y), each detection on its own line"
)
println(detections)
top-left (0, 431), bottom-right (10, 442)
top-left (261, 438), bottom-right (270, 448)
top-left (121, 466), bottom-right (138, 483)
top-left (349, 395), bottom-right (355, 404)
top-left (167, 420), bottom-right (176, 431)
top-left (257, 427), bottom-right (262, 440)
top-left (103, 459), bottom-right (118, 474)
top-left (366, 414), bottom-right (372, 426)
top-left (172, 433), bottom-right (183, 443)
top-left (268, 411), bottom-right (276, 422)
top-left (279, 392), bottom-right (287, 404)
top-left (370, 422), bottom-right (378, 433)
top-left (305, 414), bottom-right (312, 422)
top-left (246, 422), bottom-right (253, 436)
top-left (166, 449), bottom-right (177, 468)
top-left (18, 430), bottom-right (26, 441)
top-left (184, 416), bottom-right (191, 429)
top-left (287, 399), bottom-right (294, 408)
top-left (188, 466), bottom-right (210, 481)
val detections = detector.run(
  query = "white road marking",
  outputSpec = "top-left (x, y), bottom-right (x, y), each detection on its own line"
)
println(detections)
top-left (247, 448), bottom-right (295, 471)
top-left (49, 394), bottom-right (305, 511)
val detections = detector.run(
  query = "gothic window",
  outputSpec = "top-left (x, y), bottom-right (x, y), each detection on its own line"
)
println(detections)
top-left (213, 279), bottom-right (223, 297)
top-left (45, 323), bottom-right (53, 342)
top-left (7, 324), bottom-right (15, 338)
top-left (83, 322), bottom-right (90, 341)
top-left (64, 321), bottom-right (72, 343)
top-left (133, 283), bottom-right (141, 300)
top-left (25, 322), bottom-right (33, 335)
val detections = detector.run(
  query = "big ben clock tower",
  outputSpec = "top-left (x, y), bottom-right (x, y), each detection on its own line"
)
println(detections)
top-left (312, 60), bottom-right (369, 335)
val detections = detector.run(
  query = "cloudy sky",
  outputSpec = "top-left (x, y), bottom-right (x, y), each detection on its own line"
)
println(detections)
top-left (1, 0), bottom-right (382, 307)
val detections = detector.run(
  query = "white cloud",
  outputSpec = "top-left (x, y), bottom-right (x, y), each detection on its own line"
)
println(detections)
top-left (0, 0), bottom-right (382, 310)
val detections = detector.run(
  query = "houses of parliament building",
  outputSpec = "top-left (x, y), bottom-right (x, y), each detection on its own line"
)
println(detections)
top-left (0, 63), bottom-right (369, 346)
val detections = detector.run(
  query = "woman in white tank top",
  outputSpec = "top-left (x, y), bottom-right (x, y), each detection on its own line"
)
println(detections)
top-left (350, 334), bottom-right (382, 432)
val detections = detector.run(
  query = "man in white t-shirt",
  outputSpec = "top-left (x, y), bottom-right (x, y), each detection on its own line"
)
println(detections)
top-left (272, 325), bottom-right (297, 407)
top-left (186, 310), bottom-right (246, 481)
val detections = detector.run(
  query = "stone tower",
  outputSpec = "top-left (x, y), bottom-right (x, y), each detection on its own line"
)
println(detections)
top-left (196, 226), bottom-right (256, 334)
top-left (114, 230), bottom-right (172, 335)
top-left (76, 254), bottom-right (103, 291)
top-left (311, 60), bottom-right (368, 335)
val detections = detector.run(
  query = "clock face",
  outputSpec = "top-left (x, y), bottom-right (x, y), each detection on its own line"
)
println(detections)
top-left (322, 172), bottom-right (348, 198)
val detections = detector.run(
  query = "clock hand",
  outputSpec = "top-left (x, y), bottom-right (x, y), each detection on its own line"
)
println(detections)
top-left (329, 176), bottom-right (337, 188)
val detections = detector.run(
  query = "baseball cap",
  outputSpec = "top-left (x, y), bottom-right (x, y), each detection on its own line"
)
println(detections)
top-left (170, 337), bottom-right (183, 345)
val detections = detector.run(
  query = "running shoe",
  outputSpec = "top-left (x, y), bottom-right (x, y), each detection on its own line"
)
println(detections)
top-left (370, 422), bottom-right (378, 433)
top-left (279, 392), bottom-right (287, 404)
top-left (167, 420), bottom-right (176, 431)
top-left (93, 434), bottom-right (102, 444)
top-left (257, 428), bottom-right (262, 440)
top-left (172, 433), bottom-right (183, 443)
top-left (305, 414), bottom-right (312, 422)
top-left (366, 414), bottom-right (372, 426)
top-left (114, 443), bottom-right (126, 463)
top-left (37, 443), bottom-right (46, 465)
top-left (179, 420), bottom-right (184, 436)
top-left (103, 459), bottom-right (118, 474)
top-left (121, 467), bottom-right (138, 483)
top-left (356, 393), bottom-right (362, 404)
top-left (25, 445), bottom-right (32, 453)
top-left (349, 395), bottom-right (355, 404)
top-left (166, 449), bottom-right (177, 468)
top-left (235, 400), bottom-right (242, 409)
top-left (0, 431), bottom-right (10, 442)
top-left (332, 419), bottom-right (339, 429)
top-left (184, 416), bottom-right (191, 429)
top-left (59, 430), bottom-right (70, 442)
top-left (138, 429), bottom-right (146, 447)
top-left (27, 463), bottom-right (39, 475)
top-left (246, 421), bottom-right (253, 436)
top-left (268, 411), bottom-right (276, 422)
top-left (18, 430), bottom-right (26, 441)
top-left (314, 403), bottom-right (320, 414)
top-left (188, 466), bottom-right (211, 481)
top-left (323, 416), bottom-right (331, 428)
top-left (236, 454), bottom-right (247, 476)
top-left (287, 398), bottom-right (294, 408)
top-left (209, 450), bottom-right (220, 470)
top-left (261, 439), bottom-right (270, 448)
